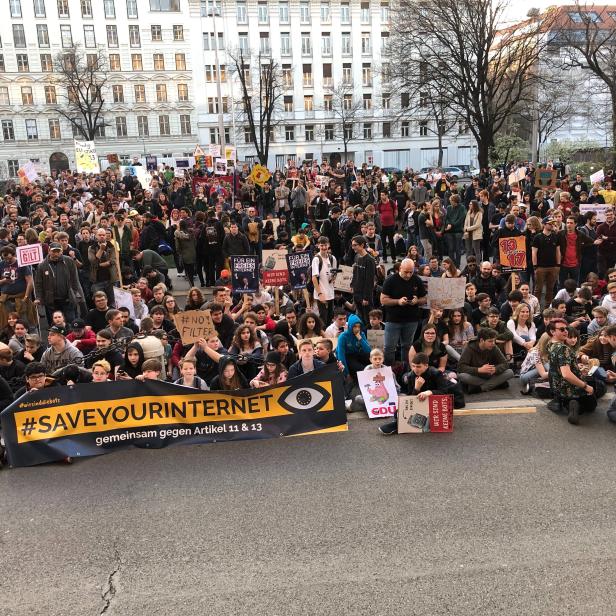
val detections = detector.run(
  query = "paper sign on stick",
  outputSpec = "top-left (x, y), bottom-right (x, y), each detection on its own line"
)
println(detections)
top-left (262, 249), bottom-right (289, 285)
top-left (426, 277), bottom-right (466, 309)
top-left (590, 169), bottom-right (605, 185)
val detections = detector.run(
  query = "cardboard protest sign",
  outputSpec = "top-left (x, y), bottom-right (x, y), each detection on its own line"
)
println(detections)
top-left (590, 169), bottom-right (605, 184)
top-left (580, 203), bottom-right (611, 223)
top-left (262, 249), bottom-right (289, 285)
top-left (508, 166), bottom-right (526, 186)
top-left (215, 158), bottom-right (227, 175)
top-left (209, 144), bottom-right (221, 158)
top-left (426, 277), bottom-right (466, 309)
top-left (74, 140), bottom-right (100, 174)
top-left (16, 244), bottom-right (43, 267)
top-left (113, 287), bottom-right (136, 319)
top-left (357, 366), bottom-right (398, 419)
top-left (315, 175), bottom-right (329, 189)
top-left (534, 168), bottom-right (558, 189)
top-left (333, 265), bottom-right (353, 293)
top-left (286, 252), bottom-right (311, 289)
top-left (498, 236), bottom-right (527, 272)
top-left (367, 329), bottom-right (385, 350)
top-left (397, 394), bottom-right (453, 434)
top-left (231, 255), bottom-right (259, 293)
top-left (173, 310), bottom-right (216, 345)
top-left (17, 161), bottom-right (39, 186)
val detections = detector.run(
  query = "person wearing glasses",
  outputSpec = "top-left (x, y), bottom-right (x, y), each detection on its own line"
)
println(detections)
top-left (547, 318), bottom-right (596, 425)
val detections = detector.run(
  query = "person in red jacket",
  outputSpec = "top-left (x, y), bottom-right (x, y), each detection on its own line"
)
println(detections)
top-left (377, 190), bottom-right (398, 262)
top-left (66, 318), bottom-right (97, 354)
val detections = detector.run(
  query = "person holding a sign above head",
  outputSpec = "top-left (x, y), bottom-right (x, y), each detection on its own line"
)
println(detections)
top-left (380, 258), bottom-right (427, 366)
top-left (0, 245), bottom-right (33, 330)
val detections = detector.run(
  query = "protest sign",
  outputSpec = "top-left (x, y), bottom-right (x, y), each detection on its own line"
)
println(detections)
top-left (249, 164), bottom-right (271, 187)
top-left (209, 144), bottom-right (221, 158)
top-left (580, 203), bottom-right (611, 223)
top-left (16, 244), bottom-right (43, 267)
top-left (0, 365), bottom-right (347, 467)
top-left (224, 145), bottom-right (237, 162)
top-left (590, 169), bottom-right (605, 185)
top-left (367, 329), bottom-right (385, 350)
top-left (262, 249), bottom-right (289, 285)
top-left (508, 166), bottom-right (526, 186)
top-left (106, 153), bottom-right (119, 164)
top-left (113, 287), bottom-right (136, 319)
top-left (74, 140), bottom-right (100, 174)
top-left (534, 168), bottom-right (557, 189)
top-left (397, 394), bottom-right (454, 434)
top-left (315, 175), bottom-right (329, 189)
top-left (17, 161), bottom-right (39, 186)
top-left (215, 158), bottom-right (228, 175)
top-left (357, 366), bottom-right (398, 419)
top-left (173, 310), bottom-right (216, 345)
top-left (498, 236), bottom-right (527, 272)
top-left (231, 255), bottom-right (259, 293)
top-left (120, 166), bottom-right (151, 190)
top-left (333, 265), bottom-right (353, 293)
top-left (426, 277), bottom-right (466, 309)
top-left (286, 252), bottom-right (311, 289)
top-left (146, 155), bottom-right (158, 171)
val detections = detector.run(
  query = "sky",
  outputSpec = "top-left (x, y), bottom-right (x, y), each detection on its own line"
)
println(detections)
top-left (501, 0), bottom-right (570, 24)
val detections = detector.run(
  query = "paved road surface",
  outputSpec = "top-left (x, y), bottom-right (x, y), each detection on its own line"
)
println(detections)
top-left (2, 391), bottom-right (616, 616)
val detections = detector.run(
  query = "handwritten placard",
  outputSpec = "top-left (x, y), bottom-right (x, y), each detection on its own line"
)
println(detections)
top-left (173, 310), bottom-right (216, 345)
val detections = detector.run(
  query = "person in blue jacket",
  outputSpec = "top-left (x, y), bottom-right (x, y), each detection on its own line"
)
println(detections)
top-left (336, 314), bottom-right (371, 378)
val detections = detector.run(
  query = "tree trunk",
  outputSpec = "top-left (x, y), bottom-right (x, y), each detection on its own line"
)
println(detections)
top-left (344, 140), bottom-right (348, 163)
top-left (437, 131), bottom-right (444, 167)
top-left (612, 95), bottom-right (616, 169)
top-left (477, 133), bottom-right (493, 170)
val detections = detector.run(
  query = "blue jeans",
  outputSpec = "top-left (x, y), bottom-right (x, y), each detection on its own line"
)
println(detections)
top-left (520, 362), bottom-right (549, 385)
top-left (384, 320), bottom-right (419, 365)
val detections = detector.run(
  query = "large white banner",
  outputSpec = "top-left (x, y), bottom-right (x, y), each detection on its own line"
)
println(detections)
top-left (74, 140), bottom-right (100, 174)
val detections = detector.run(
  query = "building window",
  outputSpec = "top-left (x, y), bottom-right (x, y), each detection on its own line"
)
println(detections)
top-left (361, 33), bottom-right (371, 54)
top-left (153, 53), bottom-right (165, 70)
top-left (83, 25), bottom-right (96, 48)
top-left (26, 119), bottom-right (38, 140)
top-left (126, 0), bottom-right (138, 18)
top-left (382, 122), bottom-right (391, 138)
top-left (324, 124), bottom-right (334, 140)
top-left (280, 33), bottom-right (291, 56)
top-left (244, 126), bottom-right (251, 143)
top-left (324, 94), bottom-right (332, 111)
top-left (40, 54), bottom-right (52, 72)
top-left (209, 127), bottom-right (219, 143)
top-left (344, 125), bottom-right (353, 141)
top-left (0, 56), bottom-right (4, 73)
top-left (361, 2), bottom-right (370, 23)
top-left (283, 95), bottom-right (293, 112)
top-left (177, 83), bottom-right (188, 101)
top-left (7, 160), bottom-right (18, 177)
top-left (305, 125), bottom-right (314, 141)
top-left (175, 53), bottom-right (186, 70)
top-left (94, 123), bottom-right (105, 138)
top-left (342, 63), bottom-right (352, 84)
top-left (109, 54), bottom-right (121, 71)
top-left (60, 24), bottom-right (72, 48)
top-left (81, 0), bottom-right (93, 17)
top-left (0, 87), bottom-right (9, 105)
top-left (282, 64), bottom-right (292, 87)
top-left (341, 2), bottom-right (350, 23)
top-left (381, 1), bottom-right (389, 22)
top-left (10, 0), bottom-right (22, 18)
top-left (321, 2), bottom-right (331, 23)
top-left (149, 0), bottom-right (180, 10)
top-left (321, 34), bottom-right (331, 55)
top-left (381, 93), bottom-right (391, 110)
top-left (381, 32), bottom-right (389, 52)
top-left (258, 2), bottom-right (269, 23)
top-left (363, 122), bottom-right (372, 139)
top-left (238, 33), bottom-right (249, 53)
top-left (343, 94), bottom-right (353, 110)
top-left (300, 1), bottom-right (310, 24)
top-left (207, 97), bottom-right (217, 113)
top-left (382, 62), bottom-right (391, 83)
top-left (301, 33), bottom-right (312, 55)
top-left (34, 0), bottom-right (46, 17)
top-left (57, 0), bottom-right (69, 17)
top-left (285, 125), bottom-right (294, 141)
top-left (341, 33), bottom-right (352, 55)
top-left (116, 116), bottom-right (127, 136)
top-left (173, 25), bottom-right (183, 41)
top-left (156, 84), bottom-right (167, 102)
top-left (112, 84), bottom-right (124, 102)
top-left (401, 92), bottom-right (410, 108)
top-left (42, 85), bottom-right (55, 104)
top-left (279, 2), bottom-right (289, 23)
top-left (134, 84), bottom-right (146, 102)
top-left (203, 32), bottom-right (224, 50)
top-left (401, 121), bottom-right (409, 137)
top-left (104, 0), bottom-right (116, 18)
top-left (21, 86), bottom-right (33, 105)
top-left (260, 32), bottom-right (271, 55)
top-left (2, 121), bottom-right (15, 141)
top-left (137, 115), bottom-right (149, 136)
top-left (304, 95), bottom-right (313, 111)
top-left (107, 25), bottom-right (118, 47)
top-left (159, 114), bottom-right (170, 135)
top-left (322, 63), bottom-right (333, 87)
top-left (180, 114), bottom-right (191, 135)
top-left (129, 25), bottom-right (140, 47)
top-left (13, 25), bottom-right (26, 48)
top-left (419, 120), bottom-right (428, 136)
top-left (151, 25), bottom-right (162, 41)
top-left (236, 1), bottom-right (247, 23)
top-left (48, 118), bottom-right (61, 139)
top-left (132, 54), bottom-right (143, 70)
top-left (362, 63), bottom-right (372, 87)
top-left (17, 54), bottom-right (29, 72)
top-left (302, 64), bottom-right (312, 87)
top-left (37, 24), bottom-right (50, 47)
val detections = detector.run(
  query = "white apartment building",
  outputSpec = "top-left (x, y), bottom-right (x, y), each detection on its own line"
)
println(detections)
top-left (0, 0), bottom-right (197, 178)
top-left (191, 0), bottom-right (479, 170)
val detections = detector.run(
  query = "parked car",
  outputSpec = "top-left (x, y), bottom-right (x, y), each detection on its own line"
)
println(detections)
top-left (454, 164), bottom-right (480, 177)
top-left (381, 167), bottom-right (402, 176)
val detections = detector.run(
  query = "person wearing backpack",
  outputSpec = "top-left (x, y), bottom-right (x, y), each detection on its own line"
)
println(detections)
top-left (311, 236), bottom-right (337, 327)
top-left (200, 211), bottom-right (224, 287)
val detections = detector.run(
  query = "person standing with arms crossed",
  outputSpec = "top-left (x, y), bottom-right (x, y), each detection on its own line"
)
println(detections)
top-left (311, 236), bottom-right (337, 329)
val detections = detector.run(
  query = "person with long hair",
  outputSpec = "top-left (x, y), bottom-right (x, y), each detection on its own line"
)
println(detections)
top-left (447, 309), bottom-right (475, 360)
top-left (408, 324), bottom-right (447, 372)
top-left (210, 356), bottom-right (249, 391)
top-left (185, 287), bottom-right (205, 311)
top-left (250, 351), bottom-right (288, 387)
top-left (163, 295), bottom-right (180, 315)
top-left (297, 312), bottom-right (326, 340)
top-left (507, 303), bottom-right (537, 353)
top-left (117, 341), bottom-right (146, 380)
top-left (519, 325), bottom-right (553, 394)
top-left (463, 199), bottom-right (483, 260)
top-left (228, 323), bottom-right (263, 381)
top-left (441, 256), bottom-right (461, 278)
top-left (406, 244), bottom-right (426, 266)
top-left (417, 200), bottom-right (435, 259)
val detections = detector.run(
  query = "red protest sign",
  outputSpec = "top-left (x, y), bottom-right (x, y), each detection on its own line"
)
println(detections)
top-left (261, 249), bottom-right (289, 285)
top-left (16, 244), bottom-right (44, 267)
top-left (498, 236), bottom-right (527, 272)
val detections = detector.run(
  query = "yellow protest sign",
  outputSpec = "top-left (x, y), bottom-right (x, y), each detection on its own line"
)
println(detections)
top-left (250, 164), bottom-right (271, 187)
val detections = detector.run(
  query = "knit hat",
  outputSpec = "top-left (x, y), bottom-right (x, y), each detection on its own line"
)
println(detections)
top-left (265, 351), bottom-right (281, 365)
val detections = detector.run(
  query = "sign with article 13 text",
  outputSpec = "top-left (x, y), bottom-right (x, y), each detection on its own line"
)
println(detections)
top-left (498, 236), bottom-right (527, 272)
top-left (397, 394), bottom-right (453, 434)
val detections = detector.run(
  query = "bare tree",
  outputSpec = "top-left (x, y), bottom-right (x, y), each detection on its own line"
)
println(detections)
top-left (551, 3), bottom-right (616, 166)
top-left (388, 0), bottom-right (553, 169)
top-left (324, 83), bottom-right (363, 163)
top-left (228, 49), bottom-right (283, 166)
top-left (53, 46), bottom-right (108, 141)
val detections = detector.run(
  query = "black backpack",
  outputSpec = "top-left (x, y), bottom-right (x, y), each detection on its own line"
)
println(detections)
top-left (204, 224), bottom-right (218, 246)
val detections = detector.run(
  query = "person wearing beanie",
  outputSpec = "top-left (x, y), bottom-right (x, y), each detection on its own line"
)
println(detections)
top-left (250, 350), bottom-right (288, 388)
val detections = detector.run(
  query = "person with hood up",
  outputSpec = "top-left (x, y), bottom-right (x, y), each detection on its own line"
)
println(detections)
top-left (116, 341), bottom-right (147, 380)
top-left (209, 356), bottom-right (249, 391)
top-left (336, 314), bottom-right (371, 378)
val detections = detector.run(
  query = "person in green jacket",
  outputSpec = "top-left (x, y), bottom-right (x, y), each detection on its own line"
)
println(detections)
top-left (444, 194), bottom-right (466, 267)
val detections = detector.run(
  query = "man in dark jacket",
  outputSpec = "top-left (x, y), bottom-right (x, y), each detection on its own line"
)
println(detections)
top-left (222, 222), bottom-right (250, 261)
top-left (287, 339), bottom-right (325, 379)
top-left (351, 235), bottom-right (376, 325)
top-left (471, 261), bottom-right (504, 305)
top-left (458, 328), bottom-right (514, 393)
top-left (319, 206), bottom-right (343, 261)
top-left (139, 213), bottom-right (167, 252)
top-left (207, 301), bottom-right (237, 349)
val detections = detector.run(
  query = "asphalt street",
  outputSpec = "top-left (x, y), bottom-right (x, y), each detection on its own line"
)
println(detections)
top-left (2, 389), bottom-right (616, 616)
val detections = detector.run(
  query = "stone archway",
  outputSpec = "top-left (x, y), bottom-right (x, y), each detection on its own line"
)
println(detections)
top-left (49, 152), bottom-right (70, 174)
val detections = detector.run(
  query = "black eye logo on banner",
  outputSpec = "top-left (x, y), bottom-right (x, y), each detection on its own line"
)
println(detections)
top-left (279, 383), bottom-right (330, 413)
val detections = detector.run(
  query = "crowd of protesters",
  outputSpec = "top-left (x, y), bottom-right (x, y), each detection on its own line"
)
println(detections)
top-left (0, 156), bottom-right (615, 455)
